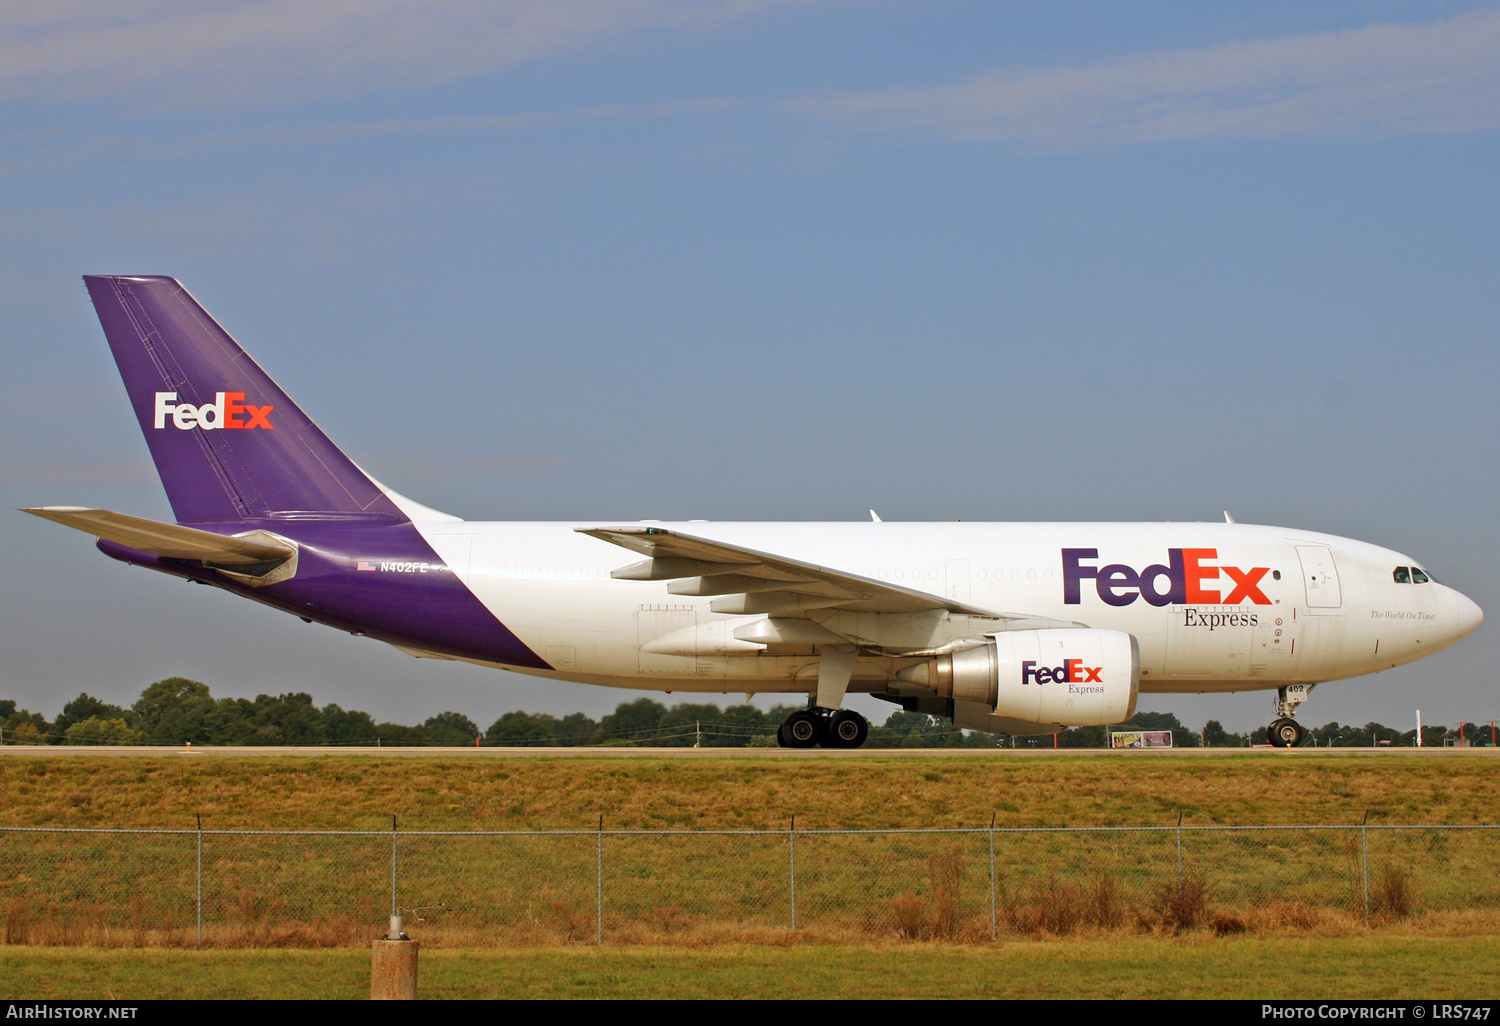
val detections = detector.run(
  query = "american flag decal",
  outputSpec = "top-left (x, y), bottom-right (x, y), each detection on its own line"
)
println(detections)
top-left (356, 560), bottom-right (378, 571)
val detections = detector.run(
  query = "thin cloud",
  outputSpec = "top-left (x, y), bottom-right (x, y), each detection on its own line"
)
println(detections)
top-left (0, 1), bottom-right (832, 108)
top-left (0, 97), bottom-right (744, 178)
top-left (789, 8), bottom-right (1500, 146)
top-left (167, 97), bottom-right (746, 154)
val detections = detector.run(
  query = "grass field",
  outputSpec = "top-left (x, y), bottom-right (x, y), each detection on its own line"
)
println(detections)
top-left (1, 750), bottom-right (1496, 1000)
top-left (1, 749), bottom-right (1495, 830)
top-left (4, 935), bottom-right (1499, 999)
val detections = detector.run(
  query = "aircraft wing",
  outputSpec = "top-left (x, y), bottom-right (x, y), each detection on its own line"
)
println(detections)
top-left (22, 507), bottom-right (294, 564)
top-left (577, 524), bottom-right (1079, 627)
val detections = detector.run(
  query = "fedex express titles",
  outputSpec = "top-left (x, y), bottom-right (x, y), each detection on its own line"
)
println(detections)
top-left (1063, 547), bottom-right (1272, 611)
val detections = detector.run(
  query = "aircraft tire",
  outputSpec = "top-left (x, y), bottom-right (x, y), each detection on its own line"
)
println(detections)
top-left (783, 711), bottom-right (823, 749)
top-left (776, 722), bottom-right (792, 748)
top-left (1268, 718), bottom-right (1303, 748)
top-left (824, 710), bottom-right (869, 749)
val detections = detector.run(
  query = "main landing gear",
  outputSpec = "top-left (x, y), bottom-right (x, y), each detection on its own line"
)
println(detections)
top-left (1265, 684), bottom-right (1313, 748)
top-left (777, 708), bottom-right (869, 749)
top-left (776, 644), bottom-right (870, 748)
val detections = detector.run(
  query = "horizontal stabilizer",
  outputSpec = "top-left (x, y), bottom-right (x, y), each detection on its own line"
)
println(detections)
top-left (22, 507), bottom-right (294, 564)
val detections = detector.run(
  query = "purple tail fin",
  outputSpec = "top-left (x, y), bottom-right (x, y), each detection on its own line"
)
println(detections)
top-left (85, 275), bottom-right (406, 525)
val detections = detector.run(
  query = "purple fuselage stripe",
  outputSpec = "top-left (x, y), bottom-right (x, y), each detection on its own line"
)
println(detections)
top-left (97, 522), bottom-right (551, 671)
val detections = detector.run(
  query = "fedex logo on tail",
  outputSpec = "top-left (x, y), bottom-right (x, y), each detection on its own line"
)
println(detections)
top-left (153, 392), bottom-right (274, 430)
top-left (1062, 548), bottom-right (1271, 607)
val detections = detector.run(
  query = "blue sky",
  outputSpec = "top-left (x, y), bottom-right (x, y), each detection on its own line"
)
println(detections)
top-left (3, 1), bottom-right (1496, 736)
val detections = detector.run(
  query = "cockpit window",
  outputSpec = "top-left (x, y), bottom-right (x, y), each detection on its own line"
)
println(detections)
top-left (1394, 567), bottom-right (1411, 584)
top-left (1412, 567), bottom-right (1430, 584)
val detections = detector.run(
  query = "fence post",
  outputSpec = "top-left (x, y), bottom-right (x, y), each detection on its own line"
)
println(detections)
top-left (1361, 811), bottom-right (1370, 923)
top-left (390, 815), bottom-right (398, 923)
top-left (596, 815), bottom-right (604, 945)
top-left (988, 813), bottom-right (997, 941)
top-left (789, 815), bottom-right (797, 931)
top-left (1175, 811), bottom-right (1184, 906)
top-left (195, 813), bottom-right (203, 947)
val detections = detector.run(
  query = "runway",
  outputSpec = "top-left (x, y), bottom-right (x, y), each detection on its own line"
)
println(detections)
top-left (1, 744), bottom-right (1494, 758)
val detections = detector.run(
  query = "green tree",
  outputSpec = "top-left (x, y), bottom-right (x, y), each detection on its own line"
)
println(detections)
top-left (246, 693), bottom-right (328, 745)
top-left (64, 717), bottom-right (144, 745)
top-left (485, 710), bottom-right (559, 746)
top-left (424, 710), bottom-right (481, 745)
top-left (132, 678), bottom-right (215, 743)
top-left (657, 702), bottom-right (730, 746)
top-left (53, 693), bottom-right (129, 741)
top-left (598, 699), bottom-right (667, 745)
top-left (322, 704), bottom-right (380, 745)
top-left (376, 722), bottom-right (432, 746)
top-left (554, 712), bottom-right (601, 746)
top-left (1, 700), bottom-right (54, 744)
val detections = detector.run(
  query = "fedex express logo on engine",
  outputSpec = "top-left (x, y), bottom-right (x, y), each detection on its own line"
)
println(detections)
top-left (1022, 659), bottom-right (1104, 693)
top-left (153, 391), bottom-right (274, 430)
top-left (1063, 548), bottom-right (1271, 607)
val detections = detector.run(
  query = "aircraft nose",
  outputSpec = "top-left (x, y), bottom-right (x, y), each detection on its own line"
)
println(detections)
top-left (1452, 589), bottom-right (1484, 639)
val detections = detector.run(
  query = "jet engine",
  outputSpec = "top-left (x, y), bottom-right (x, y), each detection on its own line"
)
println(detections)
top-left (895, 628), bottom-right (1139, 726)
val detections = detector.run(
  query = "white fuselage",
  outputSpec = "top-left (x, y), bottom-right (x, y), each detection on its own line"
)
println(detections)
top-left (412, 519), bottom-right (1481, 698)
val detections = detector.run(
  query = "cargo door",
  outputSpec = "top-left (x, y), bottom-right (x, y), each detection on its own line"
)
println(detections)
top-left (1297, 545), bottom-right (1342, 610)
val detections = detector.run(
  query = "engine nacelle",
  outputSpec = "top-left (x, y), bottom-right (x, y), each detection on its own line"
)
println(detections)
top-left (896, 628), bottom-right (1139, 726)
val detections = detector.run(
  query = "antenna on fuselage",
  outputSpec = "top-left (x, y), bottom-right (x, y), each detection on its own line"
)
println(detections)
top-left (1223, 511), bottom-right (1237, 523)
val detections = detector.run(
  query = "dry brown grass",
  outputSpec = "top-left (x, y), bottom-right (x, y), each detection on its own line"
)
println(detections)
top-left (1372, 863), bottom-right (1418, 922)
top-left (5, 900), bottom-right (1498, 950)
top-left (889, 846), bottom-right (973, 939)
top-left (0, 752), bottom-right (1495, 831)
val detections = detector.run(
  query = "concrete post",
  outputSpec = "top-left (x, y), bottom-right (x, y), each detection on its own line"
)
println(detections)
top-left (371, 939), bottom-right (419, 1000)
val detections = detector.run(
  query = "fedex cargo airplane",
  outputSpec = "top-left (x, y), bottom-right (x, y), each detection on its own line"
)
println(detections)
top-left (25, 276), bottom-right (1483, 748)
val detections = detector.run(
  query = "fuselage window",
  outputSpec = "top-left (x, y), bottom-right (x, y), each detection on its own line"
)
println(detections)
top-left (1394, 567), bottom-right (1411, 584)
top-left (1411, 568), bottom-right (1430, 584)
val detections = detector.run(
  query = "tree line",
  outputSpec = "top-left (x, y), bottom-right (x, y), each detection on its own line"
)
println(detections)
top-left (0, 680), bottom-right (1487, 748)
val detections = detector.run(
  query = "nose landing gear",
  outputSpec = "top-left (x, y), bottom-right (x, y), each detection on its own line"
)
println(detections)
top-left (1267, 717), bottom-right (1304, 747)
top-left (1265, 684), bottom-right (1313, 747)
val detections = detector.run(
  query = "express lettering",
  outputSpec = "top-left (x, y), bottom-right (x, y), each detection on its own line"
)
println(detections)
top-left (1182, 609), bottom-right (1260, 630)
top-left (1062, 548), bottom-right (1271, 606)
top-left (1021, 658), bottom-right (1102, 685)
top-left (153, 392), bottom-right (274, 430)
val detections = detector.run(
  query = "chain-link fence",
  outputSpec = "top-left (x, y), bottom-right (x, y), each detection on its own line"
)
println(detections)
top-left (3, 823), bottom-right (1496, 946)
